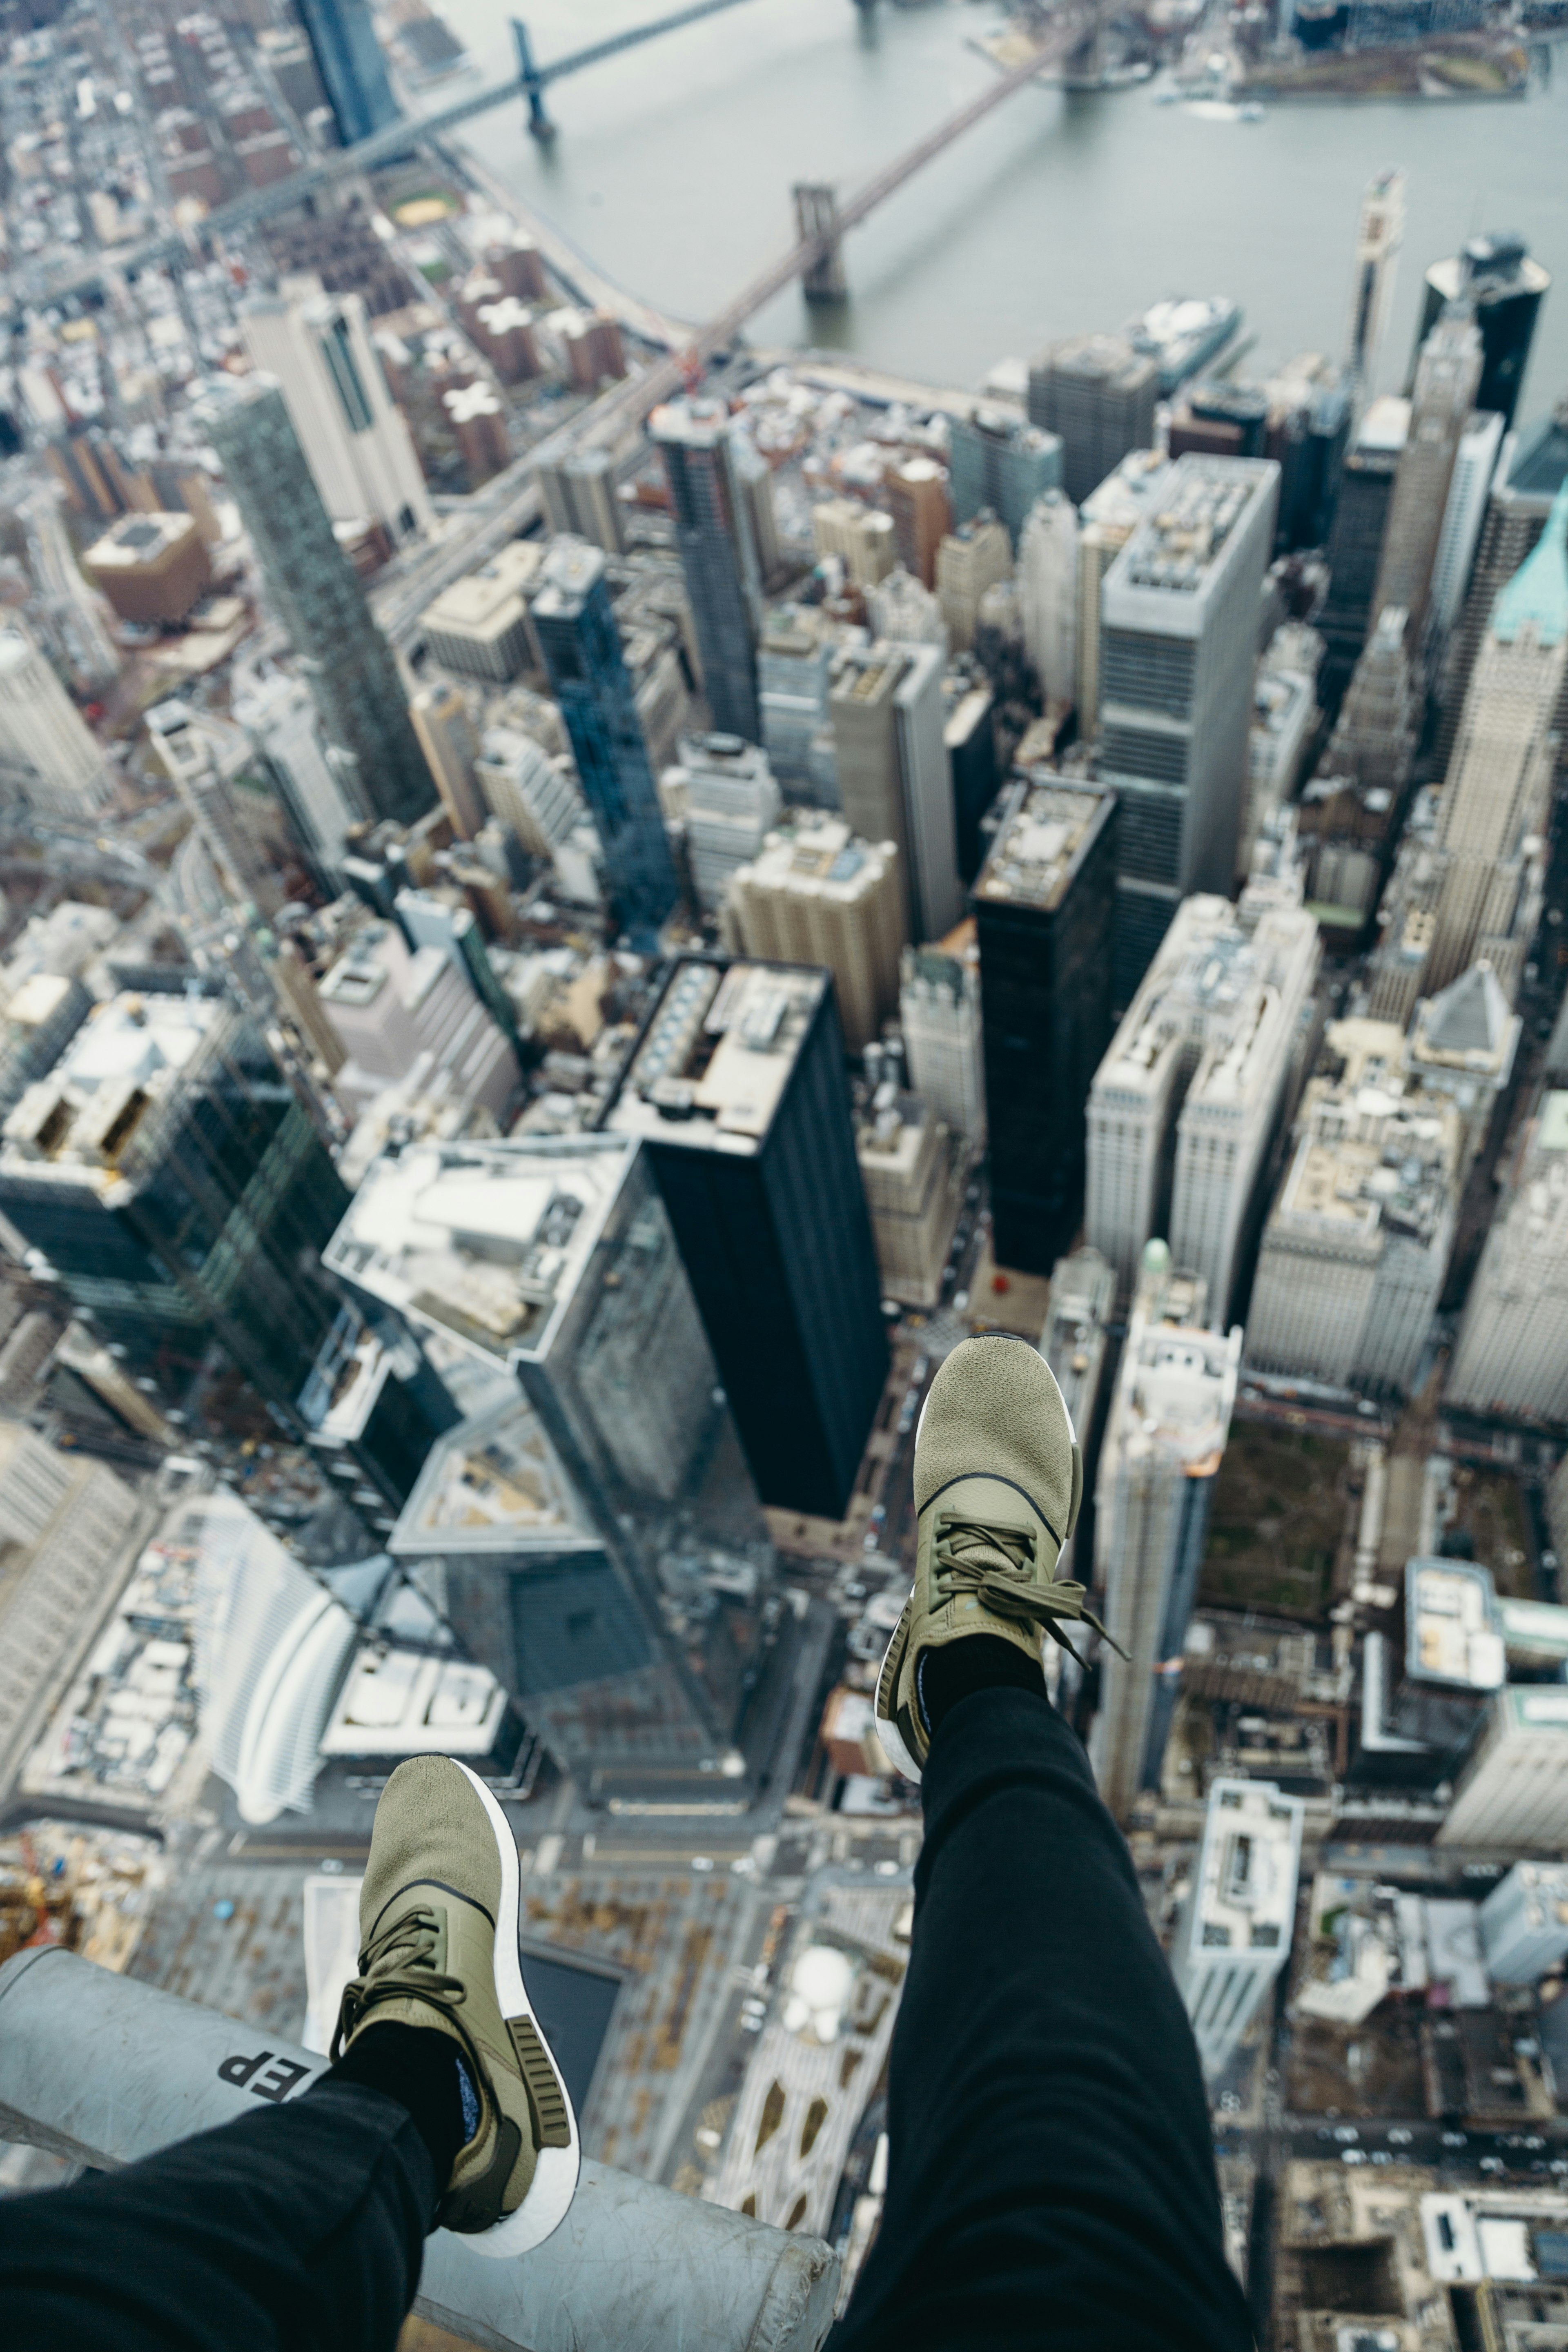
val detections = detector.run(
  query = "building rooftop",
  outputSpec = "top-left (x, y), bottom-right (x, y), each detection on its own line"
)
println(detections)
top-left (973, 777), bottom-right (1114, 913)
top-left (0, 991), bottom-right (223, 1192)
top-left (1039, 1246), bottom-right (1116, 1444)
top-left (1189, 1777), bottom-right (1302, 1956)
top-left (604, 959), bottom-right (825, 1158)
top-left (1491, 479), bottom-right (1568, 649)
top-left (422, 541), bottom-right (542, 636)
top-left (1355, 393), bottom-right (1412, 454)
top-left (1415, 960), bottom-right (1514, 1062)
top-left (1272, 1018), bottom-right (1464, 1249)
top-left (532, 535), bottom-right (608, 621)
top-left (390, 1390), bottom-right (596, 1553)
top-left (1031, 329), bottom-right (1158, 391)
top-left (1094, 894), bottom-right (1318, 1116)
top-left (1078, 449), bottom-right (1170, 533)
top-left (1109, 1250), bottom-right (1240, 1473)
top-left (323, 1134), bottom-right (640, 1366)
top-left (85, 511), bottom-right (200, 570)
top-left (1404, 1557), bottom-right (1505, 1692)
top-left (1105, 454), bottom-right (1277, 599)
top-left (735, 812), bottom-right (896, 899)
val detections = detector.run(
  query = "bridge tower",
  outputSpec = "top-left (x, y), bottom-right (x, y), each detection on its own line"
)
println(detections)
top-left (510, 19), bottom-right (555, 139)
top-left (793, 184), bottom-right (847, 303)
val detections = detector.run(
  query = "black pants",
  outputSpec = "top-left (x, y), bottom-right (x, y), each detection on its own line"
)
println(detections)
top-left (0, 1690), bottom-right (1252, 2351)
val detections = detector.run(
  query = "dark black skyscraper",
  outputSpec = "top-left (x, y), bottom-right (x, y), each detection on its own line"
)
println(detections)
top-left (605, 957), bottom-right (889, 1520)
top-left (203, 381), bottom-right (435, 826)
top-left (530, 538), bottom-right (679, 947)
top-left (976, 780), bottom-right (1117, 1278)
top-left (650, 397), bottom-right (762, 742)
top-left (292, 0), bottom-right (401, 145)
top-left (1412, 236), bottom-right (1550, 432)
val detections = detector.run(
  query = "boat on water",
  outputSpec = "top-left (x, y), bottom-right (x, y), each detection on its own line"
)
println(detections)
top-left (1123, 295), bottom-right (1244, 393)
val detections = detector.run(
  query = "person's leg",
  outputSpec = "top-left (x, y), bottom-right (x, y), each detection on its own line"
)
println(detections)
top-left (0, 2026), bottom-right (459, 2352)
top-left (835, 1667), bottom-right (1253, 2351)
top-left (855, 1335), bottom-right (1254, 2351)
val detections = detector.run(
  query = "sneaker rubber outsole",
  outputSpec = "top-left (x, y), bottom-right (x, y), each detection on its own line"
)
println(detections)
top-left (449, 1759), bottom-right (581, 2258)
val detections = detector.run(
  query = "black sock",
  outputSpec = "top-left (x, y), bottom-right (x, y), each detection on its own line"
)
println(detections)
top-left (327, 2021), bottom-right (471, 2187)
top-left (919, 1635), bottom-right (1048, 1735)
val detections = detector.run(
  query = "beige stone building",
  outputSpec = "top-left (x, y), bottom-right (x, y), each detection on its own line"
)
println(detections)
top-left (725, 814), bottom-right (904, 1052)
top-left (856, 1088), bottom-right (963, 1307)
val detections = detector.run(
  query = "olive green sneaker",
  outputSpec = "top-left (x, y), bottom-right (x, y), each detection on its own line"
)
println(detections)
top-left (874, 1333), bottom-right (1116, 1781)
top-left (332, 1755), bottom-right (579, 2256)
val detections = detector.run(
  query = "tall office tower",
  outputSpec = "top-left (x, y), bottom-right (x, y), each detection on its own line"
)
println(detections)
top-left (674, 731), bottom-right (782, 911)
top-left (1436, 399), bottom-right (1568, 765)
top-left (0, 991), bottom-right (350, 1412)
top-left (1039, 1246), bottom-right (1116, 1585)
top-left (604, 958), bottom-right (888, 1520)
top-left (420, 544), bottom-right (544, 683)
top-left (0, 973), bottom-right (90, 1125)
top-left (319, 918), bottom-right (519, 1120)
top-left (1344, 167), bottom-right (1405, 398)
top-left (1411, 234), bottom-right (1550, 432)
top-left (203, 382), bottom-right (436, 826)
top-left (900, 935), bottom-right (986, 1145)
top-left (867, 568), bottom-right (948, 653)
top-left (650, 396), bottom-right (762, 742)
top-left (1368, 309), bottom-right (1483, 655)
top-left (726, 814), bottom-right (903, 1051)
top-left (811, 497), bottom-right (895, 590)
top-left (0, 1419), bottom-right (140, 1794)
top-left (1018, 489), bottom-right (1078, 708)
top-left (409, 683), bottom-right (486, 840)
top-left (943, 672), bottom-right (996, 884)
top-left (1437, 1689), bottom-right (1568, 1851)
top-left (935, 517), bottom-right (1013, 655)
top-left (1423, 485), bottom-right (1568, 996)
top-left (241, 291), bottom-right (431, 545)
top-left (84, 511), bottom-right (210, 626)
top-left (396, 888), bottom-right (518, 1042)
top-left (0, 627), bottom-right (111, 815)
top-left (1317, 395), bottom-right (1409, 700)
top-left (1097, 456), bottom-right (1280, 1004)
top-left (856, 1087), bottom-right (963, 1310)
top-left (474, 726), bottom-right (585, 859)
top-left (1447, 1089), bottom-right (1568, 1423)
top-left (293, 0), bottom-right (399, 143)
top-left (1246, 1016), bottom-right (1465, 1398)
top-left (1027, 333), bottom-right (1160, 508)
top-left (757, 604), bottom-right (840, 790)
top-left (884, 457), bottom-right (952, 588)
top-left (1408, 962), bottom-right (1520, 1169)
top-left (530, 538), bottom-right (679, 946)
top-left (1428, 410), bottom-right (1505, 651)
top-left (1086, 894), bottom-right (1320, 1322)
top-left (1171, 1779), bottom-right (1304, 2078)
top-left (1478, 1862), bottom-right (1568, 1984)
top-left (1242, 624), bottom-right (1321, 883)
top-left (536, 448), bottom-right (625, 555)
top-left (830, 642), bottom-right (962, 944)
top-left (974, 779), bottom-right (1117, 1275)
top-left (1091, 1245), bottom-right (1241, 1821)
top-left (1300, 605), bottom-right (1415, 913)
top-left (234, 669), bottom-right (367, 880)
top-left (329, 1139), bottom-right (779, 1804)
top-left (947, 408), bottom-right (1063, 545)
top-left (1074, 452), bottom-right (1169, 739)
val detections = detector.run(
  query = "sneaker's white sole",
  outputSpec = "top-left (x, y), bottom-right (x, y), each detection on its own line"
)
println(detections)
top-left (451, 1759), bottom-right (581, 2258)
top-left (873, 1599), bottom-right (923, 1785)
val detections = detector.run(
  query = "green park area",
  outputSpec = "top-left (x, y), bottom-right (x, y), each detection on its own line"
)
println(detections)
top-left (1199, 1420), bottom-right (1351, 1620)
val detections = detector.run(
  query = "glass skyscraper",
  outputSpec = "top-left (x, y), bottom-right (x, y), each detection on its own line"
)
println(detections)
top-left (649, 398), bottom-right (762, 743)
top-left (201, 381), bottom-right (435, 828)
top-left (531, 538), bottom-right (679, 946)
top-left (293, 0), bottom-right (401, 146)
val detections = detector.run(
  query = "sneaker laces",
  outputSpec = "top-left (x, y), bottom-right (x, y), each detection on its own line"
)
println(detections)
top-left (331, 1904), bottom-right (469, 2060)
top-left (933, 1517), bottom-right (1126, 1667)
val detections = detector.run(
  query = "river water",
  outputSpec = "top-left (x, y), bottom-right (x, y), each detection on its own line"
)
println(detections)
top-left (438, 0), bottom-right (1568, 427)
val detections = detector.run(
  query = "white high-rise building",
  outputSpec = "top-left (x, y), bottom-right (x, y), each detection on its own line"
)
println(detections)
top-left (1018, 488), bottom-right (1078, 708)
top-left (1370, 307), bottom-right (1483, 655)
top-left (1446, 1088), bottom-right (1568, 1423)
top-left (1478, 1862), bottom-right (1568, 1984)
top-left (1091, 1245), bottom-right (1241, 1821)
top-left (1428, 409), bottom-right (1506, 650)
top-left (812, 497), bottom-right (895, 591)
top-left (1423, 481), bottom-right (1568, 997)
top-left (0, 628), bottom-right (111, 816)
top-left (1171, 1778), bottom-right (1304, 2078)
top-left (1085, 894), bottom-right (1319, 1321)
top-left (673, 732), bottom-right (782, 911)
top-left (1438, 1688), bottom-right (1568, 1851)
top-left (474, 726), bottom-right (585, 856)
top-left (935, 517), bottom-right (1012, 655)
top-left (866, 568), bottom-right (948, 655)
top-left (1074, 451), bottom-right (1169, 743)
top-left (234, 669), bottom-right (367, 876)
top-left (1343, 167), bottom-right (1405, 396)
top-left (241, 289), bottom-right (434, 543)
top-left (1098, 456), bottom-right (1281, 1002)
top-left (1246, 1016), bottom-right (1466, 1398)
top-left (899, 935), bottom-right (986, 1146)
top-left (318, 921), bottom-right (519, 1121)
